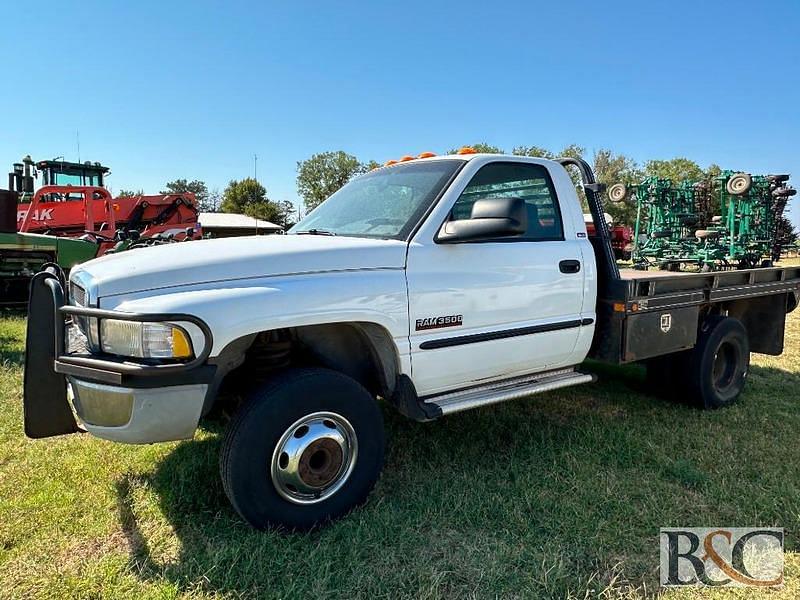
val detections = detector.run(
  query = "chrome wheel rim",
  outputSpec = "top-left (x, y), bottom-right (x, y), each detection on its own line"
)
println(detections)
top-left (270, 411), bottom-right (358, 505)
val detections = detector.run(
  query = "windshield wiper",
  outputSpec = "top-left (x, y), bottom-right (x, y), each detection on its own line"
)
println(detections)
top-left (296, 229), bottom-right (337, 236)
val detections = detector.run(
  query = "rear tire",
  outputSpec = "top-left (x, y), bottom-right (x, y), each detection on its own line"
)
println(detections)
top-left (687, 316), bottom-right (750, 409)
top-left (220, 368), bottom-right (385, 530)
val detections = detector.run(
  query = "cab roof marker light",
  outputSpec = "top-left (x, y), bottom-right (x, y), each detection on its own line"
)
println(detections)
top-left (457, 147), bottom-right (477, 155)
top-left (399, 155), bottom-right (415, 162)
top-left (418, 152), bottom-right (436, 158)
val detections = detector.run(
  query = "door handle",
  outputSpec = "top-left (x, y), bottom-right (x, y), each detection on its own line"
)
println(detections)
top-left (559, 260), bottom-right (581, 274)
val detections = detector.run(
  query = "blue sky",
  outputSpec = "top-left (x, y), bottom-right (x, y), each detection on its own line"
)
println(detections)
top-left (2, 0), bottom-right (799, 226)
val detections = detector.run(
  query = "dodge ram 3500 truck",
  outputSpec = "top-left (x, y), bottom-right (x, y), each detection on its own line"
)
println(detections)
top-left (23, 153), bottom-right (800, 530)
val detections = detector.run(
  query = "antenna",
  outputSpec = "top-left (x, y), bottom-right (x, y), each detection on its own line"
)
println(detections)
top-left (76, 130), bottom-right (81, 162)
top-left (254, 153), bottom-right (258, 181)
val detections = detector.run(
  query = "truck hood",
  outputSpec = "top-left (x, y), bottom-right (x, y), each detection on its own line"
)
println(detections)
top-left (72, 235), bottom-right (409, 298)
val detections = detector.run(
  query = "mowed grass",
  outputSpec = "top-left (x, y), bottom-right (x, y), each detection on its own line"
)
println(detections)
top-left (1, 305), bottom-right (799, 599)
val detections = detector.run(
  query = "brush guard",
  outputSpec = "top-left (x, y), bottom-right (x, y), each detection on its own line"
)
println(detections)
top-left (23, 265), bottom-right (215, 439)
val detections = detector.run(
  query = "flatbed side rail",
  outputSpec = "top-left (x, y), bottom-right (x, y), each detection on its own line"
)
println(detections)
top-left (589, 265), bottom-right (800, 364)
top-left (618, 266), bottom-right (800, 309)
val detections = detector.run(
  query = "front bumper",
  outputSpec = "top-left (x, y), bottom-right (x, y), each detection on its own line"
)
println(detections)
top-left (69, 379), bottom-right (208, 443)
top-left (23, 266), bottom-right (215, 444)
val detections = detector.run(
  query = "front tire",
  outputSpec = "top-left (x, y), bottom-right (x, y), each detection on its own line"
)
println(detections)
top-left (687, 316), bottom-right (750, 409)
top-left (220, 368), bottom-right (385, 530)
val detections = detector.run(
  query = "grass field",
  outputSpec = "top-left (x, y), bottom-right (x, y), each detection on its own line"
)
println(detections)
top-left (1, 305), bottom-right (799, 599)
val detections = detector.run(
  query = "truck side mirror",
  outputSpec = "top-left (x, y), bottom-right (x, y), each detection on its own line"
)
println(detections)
top-left (437, 196), bottom-right (527, 243)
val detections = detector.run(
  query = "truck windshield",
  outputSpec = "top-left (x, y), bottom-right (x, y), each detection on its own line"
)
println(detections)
top-left (290, 160), bottom-right (463, 239)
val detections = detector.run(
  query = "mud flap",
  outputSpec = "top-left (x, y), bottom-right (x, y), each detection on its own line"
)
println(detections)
top-left (23, 269), bottom-right (79, 438)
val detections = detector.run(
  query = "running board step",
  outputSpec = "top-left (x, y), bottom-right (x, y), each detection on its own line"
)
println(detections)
top-left (423, 368), bottom-right (596, 416)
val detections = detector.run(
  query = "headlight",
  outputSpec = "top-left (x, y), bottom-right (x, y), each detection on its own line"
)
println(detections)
top-left (99, 320), bottom-right (194, 359)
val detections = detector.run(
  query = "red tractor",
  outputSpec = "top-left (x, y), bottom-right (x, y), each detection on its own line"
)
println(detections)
top-left (9, 156), bottom-right (201, 255)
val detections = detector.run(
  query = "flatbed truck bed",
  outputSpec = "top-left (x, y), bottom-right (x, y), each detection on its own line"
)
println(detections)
top-left (595, 265), bottom-right (800, 363)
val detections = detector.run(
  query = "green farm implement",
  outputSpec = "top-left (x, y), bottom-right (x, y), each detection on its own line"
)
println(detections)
top-left (610, 178), bottom-right (703, 270)
top-left (709, 171), bottom-right (796, 268)
top-left (609, 171), bottom-right (796, 271)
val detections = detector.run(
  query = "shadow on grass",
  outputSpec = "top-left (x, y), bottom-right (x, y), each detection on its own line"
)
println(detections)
top-left (114, 363), bottom-right (800, 597)
top-left (0, 309), bottom-right (26, 367)
top-left (0, 335), bottom-right (24, 367)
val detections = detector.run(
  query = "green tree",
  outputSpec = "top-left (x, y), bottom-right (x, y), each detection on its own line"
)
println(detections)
top-left (511, 144), bottom-right (585, 161)
top-left (274, 200), bottom-right (297, 229)
top-left (776, 215), bottom-right (798, 248)
top-left (643, 158), bottom-right (705, 183)
top-left (511, 145), bottom-right (554, 159)
top-left (296, 151), bottom-right (364, 211)
top-left (117, 189), bottom-right (143, 197)
top-left (361, 159), bottom-right (381, 172)
top-left (220, 178), bottom-right (291, 226)
top-left (161, 179), bottom-right (211, 210)
top-left (705, 163), bottom-right (723, 179)
top-left (205, 188), bottom-right (222, 213)
top-left (593, 149), bottom-right (643, 225)
top-left (447, 142), bottom-right (504, 154)
top-left (220, 177), bottom-right (266, 214)
top-left (557, 144), bottom-right (586, 162)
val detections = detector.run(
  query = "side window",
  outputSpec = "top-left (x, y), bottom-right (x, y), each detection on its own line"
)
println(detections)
top-left (450, 162), bottom-right (564, 241)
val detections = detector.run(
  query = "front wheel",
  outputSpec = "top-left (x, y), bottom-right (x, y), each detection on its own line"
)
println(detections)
top-left (688, 316), bottom-right (750, 409)
top-left (220, 368), bottom-right (385, 530)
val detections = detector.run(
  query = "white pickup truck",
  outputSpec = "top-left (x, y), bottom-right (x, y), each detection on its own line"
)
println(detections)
top-left (23, 153), bottom-right (800, 530)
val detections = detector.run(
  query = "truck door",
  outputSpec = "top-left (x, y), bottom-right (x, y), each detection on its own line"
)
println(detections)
top-left (406, 160), bottom-right (589, 396)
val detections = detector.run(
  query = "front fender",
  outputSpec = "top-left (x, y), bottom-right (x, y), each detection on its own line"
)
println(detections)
top-left (100, 269), bottom-right (410, 361)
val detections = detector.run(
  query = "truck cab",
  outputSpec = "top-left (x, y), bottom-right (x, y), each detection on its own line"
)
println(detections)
top-left (371, 155), bottom-right (596, 396)
top-left (23, 151), bottom-right (799, 530)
